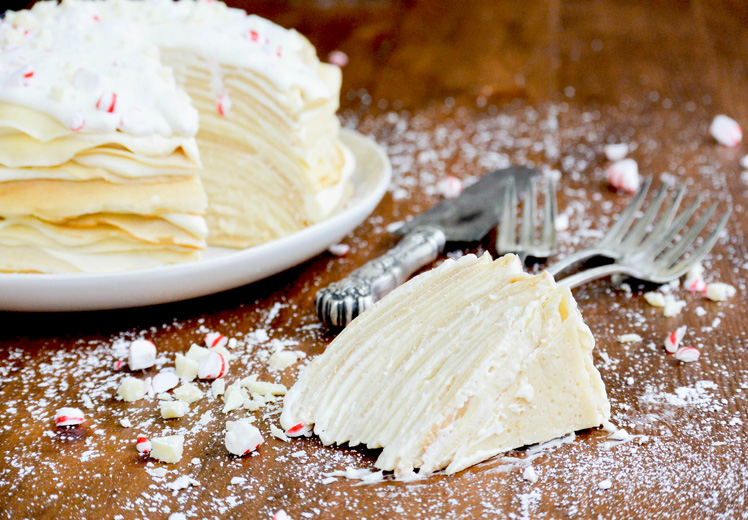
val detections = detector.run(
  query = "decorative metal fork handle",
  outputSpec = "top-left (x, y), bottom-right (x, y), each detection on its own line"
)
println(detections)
top-left (315, 226), bottom-right (447, 328)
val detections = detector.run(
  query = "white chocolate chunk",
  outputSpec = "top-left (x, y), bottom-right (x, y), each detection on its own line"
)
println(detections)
top-left (198, 411), bottom-right (213, 426)
top-left (222, 383), bottom-right (245, 414)
top-left (663, 295), bottom-right (686, 317)
top-left (160, 400), bottom-right (189, 419)
top-left (150, 435), bottom-right (185, 463)
top-left (270, 424), bottom-right (290, 442)
top-left (240, 375), bottom-right (287, 396)
top-left (644, 292), bottom-right (666, 307)
top-left (173, 383), bottom-right (204, 404)
top-left (211, 379), bottom-right (226, 398)
top-left (117, 377), bottom-right (147, 402)
top-left (618, 334), bottom-right (642, 343)
top-left (186, 344), bottom-right (210, 362)
top-left (705, 282), bottom-right (736, 302)
top-left (175, 353), bottom-right (199, 382)
top-left (281, 254), bottom-right (610, 477)
top-left (268, 350), bottom-right (301, 371)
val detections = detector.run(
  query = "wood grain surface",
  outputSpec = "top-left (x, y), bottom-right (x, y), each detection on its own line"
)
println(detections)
top-left (1, 1), bottom-right (747, 519)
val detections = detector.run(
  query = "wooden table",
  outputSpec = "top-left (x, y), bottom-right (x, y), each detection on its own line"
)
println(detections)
top-left (1, 1), bottom-right (747, 518)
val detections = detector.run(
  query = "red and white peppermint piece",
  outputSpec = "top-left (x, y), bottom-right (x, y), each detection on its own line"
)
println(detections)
top-left (55, 407), bottom-right (85, 427)
top-left (328, 243), bottom-right (350, 256)
top-left (198, 351), bottom-right (229, 379)
top-left (328, 50), bottom-right (349, 67)
top-left (285, 423), bottom-right (312, 438)
top-left (664, 325), bottom-right (687, 354)
top-left (436, 175), bottom-right (463, 199)
top-left (273, 510), bottom-right (292, 520)
top-left (604, 143), bottom-right (629, 162)
top-left (674, 346), bottom-right (700, 363)
top-left (66, 112), bottom-right (86, 132)
top-left (205, 332), bottom-right (228, 349)
top-left (136, 435), bottom-right (152, 455)
top-left (225, 420), bottom-right (264, 456)
top-left (607, 159), bottom-right (640, 193)
top-left (151, 371), bottom-right (179, 394)
top-left (216, 92), bottom-right (232, 117)
top-left (685, 276), bottom-right (707, 294)
top-left (113, 360), bottom-right (126, 371)
top-left (128, 339), bottom-right (157, 371)
top-left (710, 115), bottom-right (742, 147)
top-left (96, 91), bottom-right (117, 113)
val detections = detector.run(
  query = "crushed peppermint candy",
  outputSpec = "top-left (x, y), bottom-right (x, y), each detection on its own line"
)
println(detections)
top-left (607, 158), bottom-right (639, 193)
top-left (225, 419), bottom-right (264, 456)
top-left (217, 92), bottom-right (232, 117)
top-left (205, 332), bottom-right (228, 349)
top-left (327, 50), bottom-right (349, 67)
top-left (96, 91), bottom-right (117, 113)
top-left (136, 435), bottom-right (152, 455)
top-left (286, 423), bottom-right (312, 438)
top-left (664, 326), bottom-right (687, 353)
top-left (54, 407), bottom-right (85, 427)
top-left (273, 510), bottom-right (293, 520)
top-left (198, 351), bottom-right (229, 379)
top-left (674, 346), bottom-right (701, 363)
top-left (709, 115), bottom-right (742, 147)
top-left (128, 339), bottom-right (156, 371)
top-left (328, 243), bottom-right (350, 256)
top-left (435, 175), bottom-right (463, 199)
top-left (522, 465), bottom-right (539, 483)
top-left (151, 371), bottom-right (180, 394)
top-left (604, 143), bottom-right (629, 161)
top-left (618, 333), bottom-right (643, 343)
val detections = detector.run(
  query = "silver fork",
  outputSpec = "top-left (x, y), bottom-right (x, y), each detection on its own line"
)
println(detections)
top-left (497, 177), bottom-right (557, 262)
top-left (557, 200), bottom-right (731, 288)
top-left (546, 177), bottom-right (686, 277)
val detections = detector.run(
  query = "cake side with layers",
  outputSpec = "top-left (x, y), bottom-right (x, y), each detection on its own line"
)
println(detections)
top-left (0, 2), bottom-right (207, 273)
top-left (96, 0), bottom-right (354, 248)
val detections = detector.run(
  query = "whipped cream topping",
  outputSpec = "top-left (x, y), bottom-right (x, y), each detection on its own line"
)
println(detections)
top-left (0, 1), bottom-right (199, 137)
top-left (91, 0), bottom-right (334, 102)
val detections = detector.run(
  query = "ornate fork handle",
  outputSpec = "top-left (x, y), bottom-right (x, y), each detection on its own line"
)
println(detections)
top-left (315, 227), bottom-right (447, 328)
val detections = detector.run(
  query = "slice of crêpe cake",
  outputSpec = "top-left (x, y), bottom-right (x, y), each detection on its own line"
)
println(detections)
top-left (120, 0), bottom-right (355, 248)
top-left (0, 6), bottom-right (206, 273)
top-left (281, 253), bottom-right (610, 478)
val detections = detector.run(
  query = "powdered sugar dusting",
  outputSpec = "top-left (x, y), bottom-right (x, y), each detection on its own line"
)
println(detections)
top-left (1, 93), bottom-right (747, 518)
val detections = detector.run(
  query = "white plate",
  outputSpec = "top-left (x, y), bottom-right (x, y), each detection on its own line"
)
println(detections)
top-left (0, 130), bottom-right (391, 311)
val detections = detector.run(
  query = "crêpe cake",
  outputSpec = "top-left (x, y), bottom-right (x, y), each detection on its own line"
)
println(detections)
top-left (281, 253), bottom-right (611, 478)
top-left (0, 0), bottom-right (353, 272)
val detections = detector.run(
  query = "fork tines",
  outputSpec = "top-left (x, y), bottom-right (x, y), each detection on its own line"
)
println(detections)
top-left (497, 177), bottom-right (557, 262)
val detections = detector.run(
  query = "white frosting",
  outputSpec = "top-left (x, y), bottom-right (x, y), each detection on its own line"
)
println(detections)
top-left (1, 2), bottom-right (199, 137)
